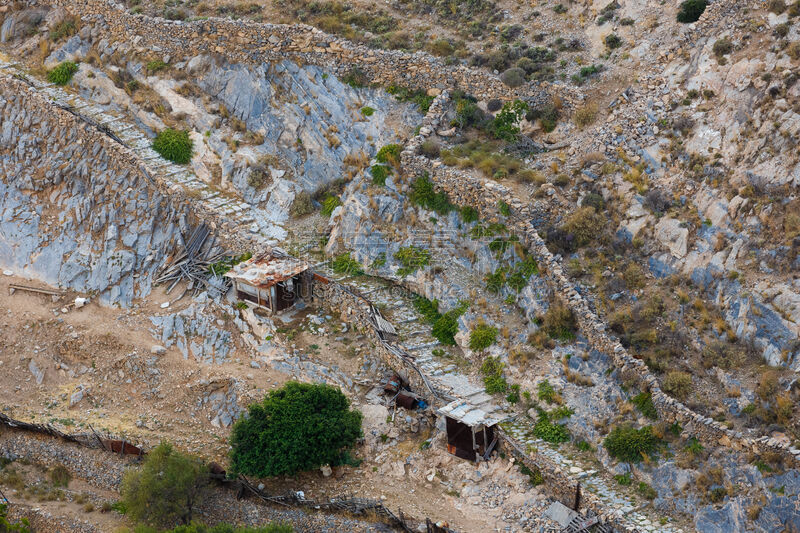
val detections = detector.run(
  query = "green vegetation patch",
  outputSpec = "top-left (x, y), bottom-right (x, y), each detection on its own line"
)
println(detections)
top-left (532, 409), bottom-right (571, 444)
top-left (320, 194), bottom-right (342, 216)
top-left (604, 425), bottom-right (660, 463)
top-left (469, 323), bottom-right (498, 351)
top-left (677, 0), bottom-right (707, 22)
top-left (209, 252), bottom-right (252, 276)
top-left (394, 245), bottom-right (431, 276)
top-left (481, 356), bottom-right (508, 393)
top-left (376, 143), bottom-right (402, 166)
top-left (386, 85), bottom-right (435, 113)
top-left (631, 392), bottom-right (659, 420)
top-left (370, 164), bottom-right (391, 186)
top-left (230, 381), bottom-right (362, 477)
top-left (152, 129), bottom-right (193, 164)
top-left (47, 61), bottom-right (79, 86)
top-left (410, 173), bottom-right (455, 214)
top-left (331, 252), bottom-right (364, 276)
top-left (121, 442), bottom-right (209, 529)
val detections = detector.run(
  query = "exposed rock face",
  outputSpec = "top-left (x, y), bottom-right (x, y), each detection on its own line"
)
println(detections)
top-left (195, 57), bottom-right (421, 197)
top-left (149, 299), bottom-right (233, 364)
top-left (654, 217), bottom-right (689, 258)
top-left (0, 76), bottom-right (194, 306)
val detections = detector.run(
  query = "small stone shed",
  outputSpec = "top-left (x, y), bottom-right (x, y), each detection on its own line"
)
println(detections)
top-left (225, 252), bottom-right (312, 313)
top-left (438, 398), bottom-right (504, 462)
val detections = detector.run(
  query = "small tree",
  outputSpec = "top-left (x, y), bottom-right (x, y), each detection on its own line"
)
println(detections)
top-left (230, 382), bottom-right (362, 478)
top-left (121, 442), bottom-right (210, 529)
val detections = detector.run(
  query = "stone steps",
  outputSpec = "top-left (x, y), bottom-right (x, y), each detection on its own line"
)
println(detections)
top-left (0, 61), bottom-right (256, 234)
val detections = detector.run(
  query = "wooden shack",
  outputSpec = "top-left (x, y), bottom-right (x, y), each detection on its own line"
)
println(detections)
top-left (438, 399), bottom-right (503, 462)
top-left (224, 252), bottom-right (311, 314)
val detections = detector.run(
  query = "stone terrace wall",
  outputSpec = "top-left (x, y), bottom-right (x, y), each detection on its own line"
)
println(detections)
top-left (22, 0), bottom-right (553, 103)
top-left (311, 271), bottom-right (640, 531)
top-left (311, 277), bottom-right (450, 402)
top-left (401, 92), bottom-right (800, 468)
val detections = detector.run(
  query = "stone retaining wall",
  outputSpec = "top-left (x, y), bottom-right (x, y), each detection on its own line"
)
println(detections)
top-left (311, 277), bottom-right (449, 402)
top-left (21, 0), bottom-right (553, 103)
top-left (401, 92), bottom-right (800, 468)
top-left (497, 427), bottom-right (644, 533)
top-left (311, 273), bottom-right (638, 531)
top-left (0, 74), bottom-right (247, 249)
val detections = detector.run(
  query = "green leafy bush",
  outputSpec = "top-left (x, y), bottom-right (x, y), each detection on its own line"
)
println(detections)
top-left (532, 411), bottom-right (570, 444)
top-left (414, 297), bottom-right (467, 345)
top-left (376, 144), bottom-right (402, 166)
top-left (394, 245), bottom-right (430, 276)
top-left (370, 164), bottom-right (391, 186)
top-left (152, 129), bottom-right (193, 164)
top-left (410, 173), bottom-right (455, 214)
top-left (481, 356), bottom-right (508, 394)
top-left (603, 425), bottom-right (660, 463)
top-left (487, 100), bottom-right (528, 142)
top-left (676, 0), bottom-right (707, 22)
top-left (230, 382), bottom-right (362, 477)
top-left (469, 323), bottom-right (498, 351)
top-left (121, 442), bottom-right (210, 529)
top-left (360, 106), bottom-right (375, 116)
top-left (460, 206), bottom-right (479, 223)
top-left (331, 252), bottom-right (364, 276)
top-left (614, 472), bottom-right (632, 485)
top-left (47, 61), bottom-right (79, 86)
top-left (631, 392), bottom-right (659, 420)
top-left (506, 384), bottom-right (521, 404)
top-left (432, 305), bottom-right (466, 345)
top-left (320, 195), bottom-right (342, 217)
top-left (537, 379), bottom-right (560, 404)
top-left (453, 92), bottom-right (487, 129)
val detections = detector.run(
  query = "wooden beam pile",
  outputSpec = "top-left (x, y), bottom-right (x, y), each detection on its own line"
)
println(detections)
top-left (155, 223), bottom-right (228, 298)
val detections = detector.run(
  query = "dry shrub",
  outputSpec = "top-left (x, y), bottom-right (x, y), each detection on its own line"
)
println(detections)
top-left (662, 371), bottom-right (692, 400)
top-left (574, 101), bottom-right (599, 128)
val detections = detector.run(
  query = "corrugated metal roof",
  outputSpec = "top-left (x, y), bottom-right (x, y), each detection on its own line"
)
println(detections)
top-left (224, 252), bottom-right (309, 288)
top-left (438, 399), bottom-right (505, 427)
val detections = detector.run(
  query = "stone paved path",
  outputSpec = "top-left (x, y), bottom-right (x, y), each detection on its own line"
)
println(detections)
top-left (0, 56), bottom-right (256, 234)
top-left (307, 262), bottom-right (683, 532)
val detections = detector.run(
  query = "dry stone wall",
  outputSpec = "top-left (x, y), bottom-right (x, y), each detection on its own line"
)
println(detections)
top-left (311, 278), bottom-right (450, 402)
top-left (22, 0), bottom-right (553, 103)
top-left (401, 92), bottom-right (800, 468)
top-left (311, 270), bottom-right (640, 532)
